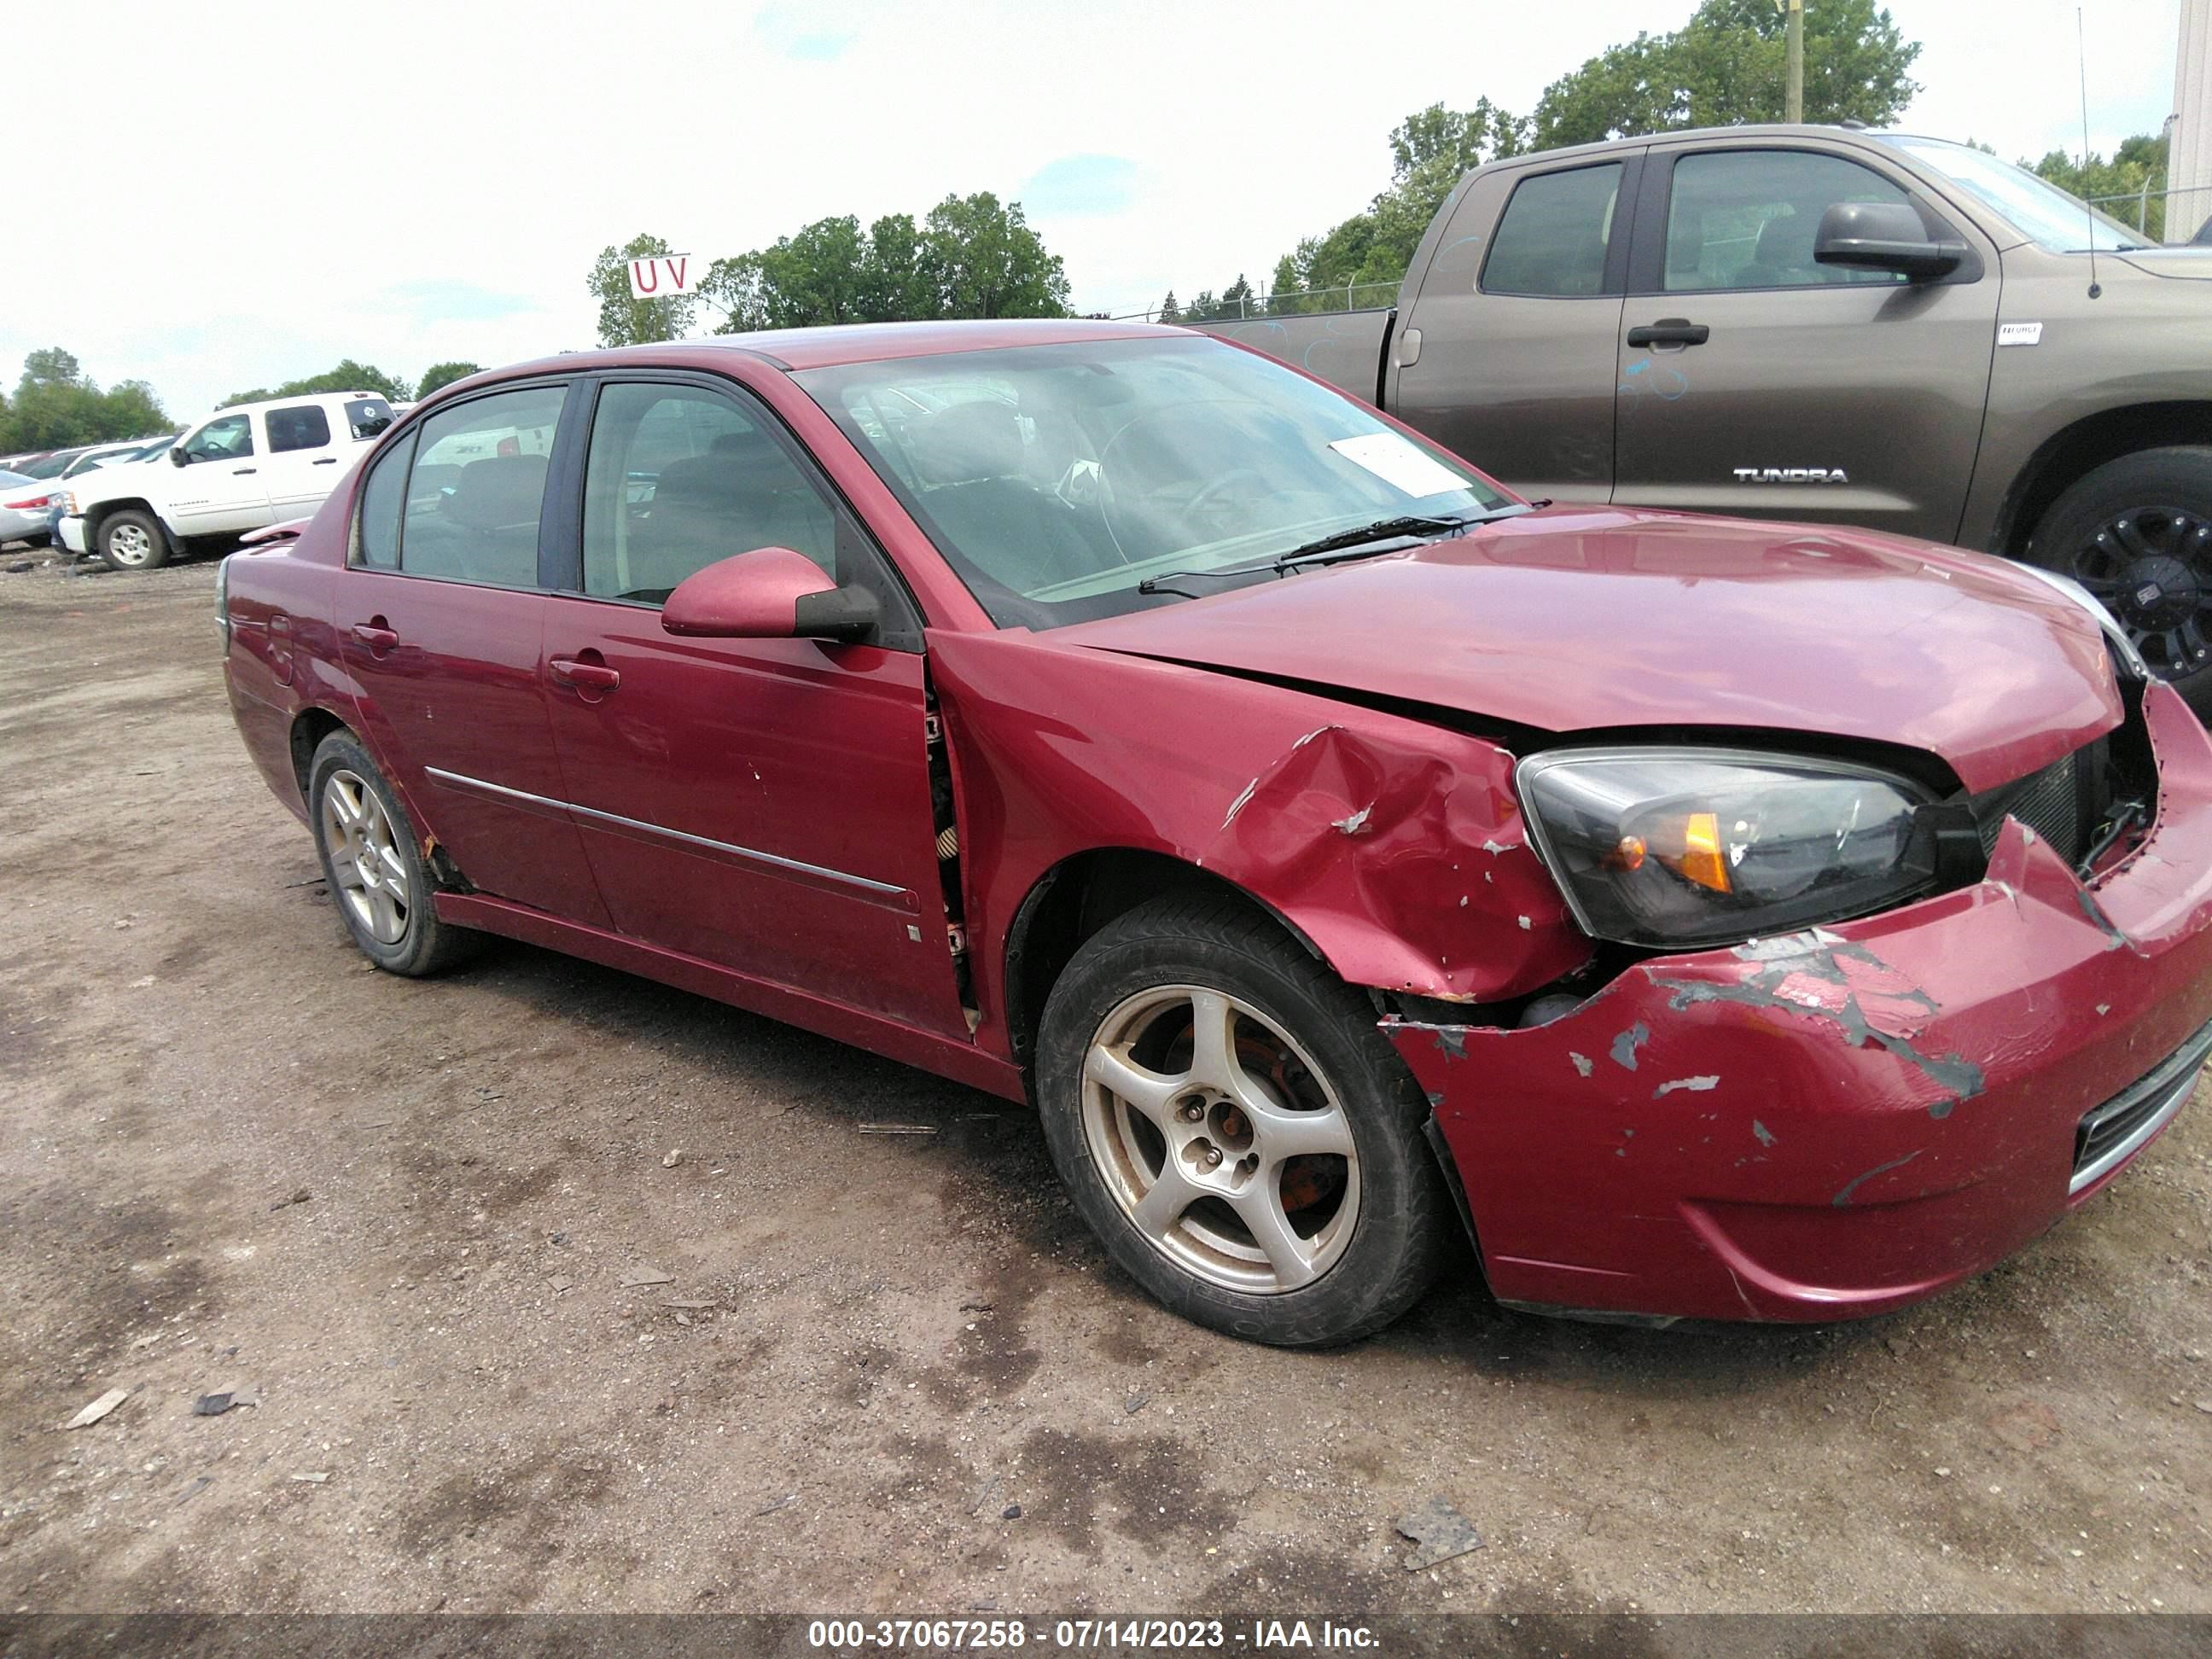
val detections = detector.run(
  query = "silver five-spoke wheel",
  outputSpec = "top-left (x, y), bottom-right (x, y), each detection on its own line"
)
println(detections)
top-left (321, 769), bottom-right (410, 945)
top-left (1081, 983), bottom-right (1359, 1295)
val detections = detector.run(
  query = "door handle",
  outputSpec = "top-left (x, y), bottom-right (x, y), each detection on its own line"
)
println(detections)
top-left (232, 467), bottom-right (259, 474)
top-left (352, 620), bottom-right (399, 651)
top-left (311, 457), bottom-right (338, 466)
top-left (1626, 319), bottom-right (1710, 349)
top-left (549, 656), bottom-right (620, 692)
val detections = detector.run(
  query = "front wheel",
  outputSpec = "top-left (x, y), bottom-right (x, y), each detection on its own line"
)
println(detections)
top-left (96, 509), bottom-right (170, 572)
top-left (1035, 897), bottom-right (1452, 1347)
top-left (307, 731), bottom-right (478, 976)
top-left (2026, 446), bottom-right (2212, 716)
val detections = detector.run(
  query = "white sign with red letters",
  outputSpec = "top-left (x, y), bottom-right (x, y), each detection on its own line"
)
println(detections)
top-left (628, 255), bottom-right (700, 300)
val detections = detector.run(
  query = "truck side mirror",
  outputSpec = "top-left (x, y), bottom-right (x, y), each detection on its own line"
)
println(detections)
top-left (169, 446), bottom-right (190, 467)
top-left (1813, 201), bottom-right (1965, 282)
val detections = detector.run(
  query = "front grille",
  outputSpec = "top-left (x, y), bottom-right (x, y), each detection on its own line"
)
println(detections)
top-left (2071, 1018), bottom-right (2212, 1193)
top-left (1970, 749), bottom-right (2089, 864)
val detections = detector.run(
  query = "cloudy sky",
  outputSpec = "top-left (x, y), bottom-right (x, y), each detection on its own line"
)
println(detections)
top-left (1, 0), bottom-right (2181, 422)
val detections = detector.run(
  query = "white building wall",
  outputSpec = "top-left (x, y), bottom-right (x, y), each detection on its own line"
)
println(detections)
top-left (2172, 0), bottom-right (2212, 241)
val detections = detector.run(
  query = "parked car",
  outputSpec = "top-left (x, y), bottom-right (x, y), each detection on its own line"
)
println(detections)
top-left (0, 469), bottom-right (60, 545)
top-left (1195, 125), bottom-right (2212, 715)
top-left (59, 435), bottom-right (177, 478)
top-left (60, 393), bottom-right (396, 570)
top-left (9, 445), bottom-right (96, 481)
top-left (218, 321), bottom-right (2212, 1345)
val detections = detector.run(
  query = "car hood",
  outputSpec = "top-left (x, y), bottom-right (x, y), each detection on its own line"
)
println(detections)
top-left (1056, 507), bottom-right (2122, 793)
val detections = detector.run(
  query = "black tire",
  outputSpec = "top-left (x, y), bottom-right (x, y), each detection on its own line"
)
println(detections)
top-left (2026, 445), bottom-right (2212, 716)
top-left (96, 508), bottom-right (169, 572)
top-left (306, 731), bottom-right (478, 976)
top-left (1035, 896), bottom-right (1451, 1347)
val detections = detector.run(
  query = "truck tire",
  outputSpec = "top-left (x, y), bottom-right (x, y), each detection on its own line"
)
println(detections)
top-left (2025, 446), bottom-right (2212, 716)
top-left (96, 509), bottom-right (171, 572)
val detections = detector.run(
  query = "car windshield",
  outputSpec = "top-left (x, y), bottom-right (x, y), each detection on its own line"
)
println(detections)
top-left (1881, 134), bottom-right (2151, 253)
top-left (795, 335), bottom-right (1510, 627)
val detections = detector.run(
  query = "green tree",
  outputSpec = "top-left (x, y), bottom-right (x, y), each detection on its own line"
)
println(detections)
top-left (1533, 0), bottom-right (1921, 148)
top-left (22, 347), bottom-right (83, 387)
top-left (1155, 290), bottom-right (1182, 323)
top-left (0, 352), bottom-right (172, 451)
top-left (920, 192), bottom-right (1071, 319)
top-left (857, 212), bottom-right (940, 323)
top-left (415, 361), bottom-right (483, 398)
top-left (2029, 131), bottom-right (2169, 240)
top-left (224, 359), bottom-right (412, 408)
top-left (589, 232), bottom-right (696, 346)
top-left (1219, 274), bottom-right (1256, 318)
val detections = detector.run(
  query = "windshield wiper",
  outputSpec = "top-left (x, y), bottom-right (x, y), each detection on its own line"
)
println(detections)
top-left (1136, 506), bottom-right (1529, 596)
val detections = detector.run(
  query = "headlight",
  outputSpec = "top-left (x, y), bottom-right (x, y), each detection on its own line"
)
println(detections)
top-left (2011, 563), bottom-right (2151, 682)
top-left (1516, 748), bottom-right (1936, 948)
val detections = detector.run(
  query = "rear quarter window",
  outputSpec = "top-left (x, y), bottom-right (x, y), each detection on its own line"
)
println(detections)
top-left (346, 399), bottom-right (396, 440)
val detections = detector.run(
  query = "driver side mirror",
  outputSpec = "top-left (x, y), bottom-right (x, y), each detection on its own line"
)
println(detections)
top-left (661, 545), bottom-right (880, 643)
top-left (169, 446), bottom-right (190, 467)
top-left (1813, 201), bottom-right (1965, 282)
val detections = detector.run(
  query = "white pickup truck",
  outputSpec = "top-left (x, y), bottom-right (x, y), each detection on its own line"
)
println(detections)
top-left (61, 391), bottom-right (397, 570)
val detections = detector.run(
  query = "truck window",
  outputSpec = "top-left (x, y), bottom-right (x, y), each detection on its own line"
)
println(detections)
top-left (266, 405), bottom-right (332, 453)
top-left (1664, 150), bottom-right (1910, 292)
top-left (181, 414), bottom-right (253, 464)
top-left (1481, 163), bottom-right (1623, 297)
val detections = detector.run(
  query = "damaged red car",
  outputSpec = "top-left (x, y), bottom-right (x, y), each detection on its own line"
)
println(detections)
top-left (218, 320), bottom-right (2212, 1345)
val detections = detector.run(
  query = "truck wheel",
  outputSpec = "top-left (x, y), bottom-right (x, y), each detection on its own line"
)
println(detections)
top-left (2026, 447), bottom-right (2212, 715)
top-left (1034, 896), bottom-right (1452, 1347)
top-left (96, 509), bottom-right (170, 572)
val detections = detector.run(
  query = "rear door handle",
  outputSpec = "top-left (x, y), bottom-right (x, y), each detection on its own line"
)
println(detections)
top-left (549, 656), bottom-right (620, 692)
top-left (352, 621), bottom-right (399, 650)
top-left (311, 457), bottom-right (338, 466)
top-left (1626, 319), bottom-right (1710, 349)
top-left (232, 467), bottom-right (259, 474)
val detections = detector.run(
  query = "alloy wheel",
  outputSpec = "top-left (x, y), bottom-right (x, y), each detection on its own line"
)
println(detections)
top-left (321, 770), bottom-right (410, 945)
top-left (1080, 983), bottom-right (1359, 1294)
top-left (107, 521), bottom-right (154, 567)
top-left (2069, 504), bottom-right (2212, 679)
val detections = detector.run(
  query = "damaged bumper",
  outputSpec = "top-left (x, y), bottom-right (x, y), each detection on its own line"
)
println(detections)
top-left (1388, 681), bottom-right (2212, 1324)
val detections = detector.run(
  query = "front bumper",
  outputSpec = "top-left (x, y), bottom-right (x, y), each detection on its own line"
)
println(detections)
top-left (58, 515), bottom-right (87, 555)
top-left (1389, 680), bottom-right (2212, 1324)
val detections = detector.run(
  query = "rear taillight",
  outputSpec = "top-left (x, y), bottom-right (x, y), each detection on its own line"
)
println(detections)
top-left (3, 493), bottom-right (52, 510)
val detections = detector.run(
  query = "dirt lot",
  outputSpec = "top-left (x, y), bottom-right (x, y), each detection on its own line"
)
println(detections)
top-left (2, 552), bottom-right (2209, 1621)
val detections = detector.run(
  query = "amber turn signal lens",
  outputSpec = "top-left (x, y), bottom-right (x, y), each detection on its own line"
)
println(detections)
top-left (1674, 811), bottom-right (1732, 894)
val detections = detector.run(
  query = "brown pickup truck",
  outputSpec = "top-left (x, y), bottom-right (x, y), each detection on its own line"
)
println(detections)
top-left (1197, 125), bottom-right (2212, 714)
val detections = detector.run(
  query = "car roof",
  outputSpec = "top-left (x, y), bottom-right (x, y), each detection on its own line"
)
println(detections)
top-left (489, 317), bottom-right (1189, 383)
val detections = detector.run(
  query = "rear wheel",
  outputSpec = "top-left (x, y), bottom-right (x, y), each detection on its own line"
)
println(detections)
top-left (1035, 897), bottom-right (1452, 1347)
top-left (96, 509), bottom-right (169, 572)
top-left (307, 731), bottom-right (477, 976)
top-left (2026, 447), bottom-right (2212, 715)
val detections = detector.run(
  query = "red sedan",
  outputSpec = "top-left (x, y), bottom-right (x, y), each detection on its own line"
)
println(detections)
top-left (218, 320), bottom-right (2212, 1344)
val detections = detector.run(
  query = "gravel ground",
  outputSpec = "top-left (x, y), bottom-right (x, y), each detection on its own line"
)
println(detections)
top-left (2, 552), bottom-right (2209, 1619)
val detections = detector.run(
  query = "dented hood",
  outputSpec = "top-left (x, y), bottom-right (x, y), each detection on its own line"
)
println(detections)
top-left (1058, 507), bottom-right (2123, 793)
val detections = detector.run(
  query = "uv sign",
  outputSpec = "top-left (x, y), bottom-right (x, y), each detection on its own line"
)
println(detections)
top-left (627, 256), bottom-right (701, 300)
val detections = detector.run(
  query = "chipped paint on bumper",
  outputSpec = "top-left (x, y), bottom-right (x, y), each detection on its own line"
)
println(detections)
top-left (1388, 681), bottom-right (2212, 1324)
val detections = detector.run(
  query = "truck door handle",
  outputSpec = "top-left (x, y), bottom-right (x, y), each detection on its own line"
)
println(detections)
top-left (1627, 319), bottom-right (1710, 349)
top-left (549, 656), bottom-right (620, 692)
top-left (232, 467), bottom-right (259, 474)
top-left (311, 457), bottom-right (338, 466)
top-left (351, 620), bottom-right (399, 651)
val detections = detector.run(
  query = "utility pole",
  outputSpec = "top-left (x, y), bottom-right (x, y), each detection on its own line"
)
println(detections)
top-left (1784, 0), bottom-right (1806, 124)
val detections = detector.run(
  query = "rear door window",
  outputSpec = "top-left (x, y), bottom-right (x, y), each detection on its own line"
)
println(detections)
top-left (346, 398), bottom-right (396, 439)
top-left (352, 430), bottom-right (413, 570)
top-left (266, 405), bottom-right (332, 452)
top-left (1481, 163), bottom-right (1625, 297)
top-left (393, 384), bottom-right (568, 588)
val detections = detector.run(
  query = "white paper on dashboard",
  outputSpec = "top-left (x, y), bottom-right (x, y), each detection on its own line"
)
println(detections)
top-left (1327, 433), bottom-right (1467, 499)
